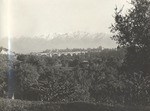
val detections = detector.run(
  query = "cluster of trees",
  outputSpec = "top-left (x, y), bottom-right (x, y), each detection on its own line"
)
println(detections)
top-left (0, 0), bottom-right (150, 106)
top-left (0, 48), bottom-right (125, 103)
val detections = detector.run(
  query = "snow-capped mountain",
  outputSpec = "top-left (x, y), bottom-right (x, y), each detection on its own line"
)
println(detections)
top-left (0, 32), bottom-right (117, 54)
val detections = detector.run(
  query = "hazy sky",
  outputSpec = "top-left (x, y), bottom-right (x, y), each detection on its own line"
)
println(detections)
top-left (0, 0), bottom-right (132, 38)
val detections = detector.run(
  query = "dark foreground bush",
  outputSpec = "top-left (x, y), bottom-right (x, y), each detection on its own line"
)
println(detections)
top-left (0, 98), bottom-right (150, 111)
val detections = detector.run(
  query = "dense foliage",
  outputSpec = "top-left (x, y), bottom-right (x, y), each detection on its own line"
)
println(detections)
top-left (0, 48), bottom-right (126, 104)
top-left (0, 46), bottom-right (150, 105)
top-left (110, 0), bottom-right (150, 105)
top-left (111, 0), bottom-right (150, 73)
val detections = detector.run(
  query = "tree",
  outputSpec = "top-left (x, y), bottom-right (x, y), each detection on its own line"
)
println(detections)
top-left (0, 55), bottom-right (8, 97)
top-left (13, 63), bottom-right (39, 100)
top-left (111, 0), bottom-right (150, 105)
top-left (111, 0), bottom-right (150, 74)
top-left (38, 67), bottom-right (75, 102)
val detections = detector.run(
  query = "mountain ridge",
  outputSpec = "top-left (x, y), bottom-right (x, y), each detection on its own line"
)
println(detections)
top-left (0, 32), bottom-right (117, 54)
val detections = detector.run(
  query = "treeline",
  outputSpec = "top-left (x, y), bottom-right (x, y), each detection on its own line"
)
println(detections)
top-left (42, 46), bottom-right (102, 53)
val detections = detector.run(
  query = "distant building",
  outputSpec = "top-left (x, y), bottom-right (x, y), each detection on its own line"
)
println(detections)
top-left (81, 60), bottom-right (89, 68)
top-left (32, 47), bottom-right (103, 57)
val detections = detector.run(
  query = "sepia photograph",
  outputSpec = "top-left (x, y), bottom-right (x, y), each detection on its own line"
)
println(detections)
top-left (0, 0), bottom-right (150, 111)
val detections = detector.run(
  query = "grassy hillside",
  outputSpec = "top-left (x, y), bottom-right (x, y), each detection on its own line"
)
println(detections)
top-left (0, 98), bottom-right (149, 111)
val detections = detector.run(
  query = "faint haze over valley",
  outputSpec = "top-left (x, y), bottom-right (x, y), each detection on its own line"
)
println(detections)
top-left (0, 32), bottom-right (117, 53)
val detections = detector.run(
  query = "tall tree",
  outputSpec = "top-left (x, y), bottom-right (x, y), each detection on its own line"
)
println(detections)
top-left (111, 0), bottom-right (150, 74)
top-left (0, 55), bottom-right (8, 97)
top-left (13, 63), bottom-right (39, 100)
top-left (111, 0), bottom-right (150, 105)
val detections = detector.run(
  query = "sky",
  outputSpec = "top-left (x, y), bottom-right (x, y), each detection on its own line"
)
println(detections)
top-left (0, 0), bottom-right (132, 38)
